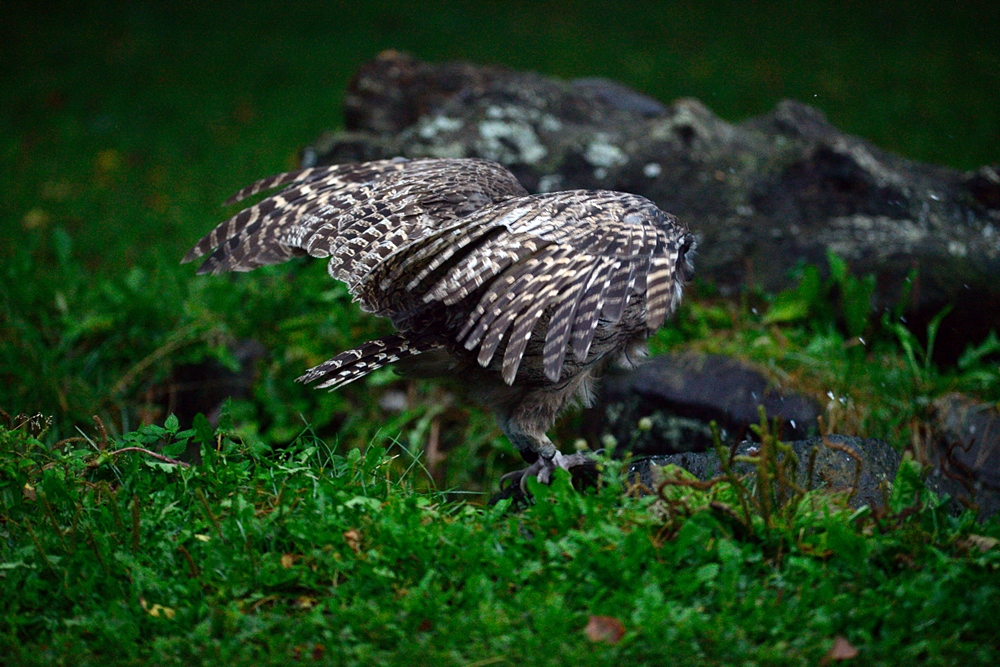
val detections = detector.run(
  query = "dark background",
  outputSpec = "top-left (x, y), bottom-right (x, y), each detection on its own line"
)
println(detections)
top-left (3, 0), bottom-right (998, 275)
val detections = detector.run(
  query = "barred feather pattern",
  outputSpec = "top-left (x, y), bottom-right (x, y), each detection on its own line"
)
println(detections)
top-left (183, 157), bottom-right (527, 281)
top-left (362, 189), bottom-right (691, 384)
top-left (296, 332), bottom-right (443, 391)
top-left (184, 157), bottom-right (694, 461)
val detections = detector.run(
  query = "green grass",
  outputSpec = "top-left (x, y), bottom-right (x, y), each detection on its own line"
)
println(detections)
top-left (3, 1), bottom-right (1000, 664)
top-left (2, 421), bottom-right (998, 666)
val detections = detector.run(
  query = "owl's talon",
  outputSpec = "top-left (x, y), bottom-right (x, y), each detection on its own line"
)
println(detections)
top-left (498, 451), bottom-right (595, 496)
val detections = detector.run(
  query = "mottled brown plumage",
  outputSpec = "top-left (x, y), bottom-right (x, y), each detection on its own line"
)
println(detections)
top-left (184, 157), bottom-right (694, 484)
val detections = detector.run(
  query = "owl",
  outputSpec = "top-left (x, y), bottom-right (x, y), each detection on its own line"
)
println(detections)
top-left (184, 157), bottom-right (694, 488)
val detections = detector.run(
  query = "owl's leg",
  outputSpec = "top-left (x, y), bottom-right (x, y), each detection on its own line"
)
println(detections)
top-left (495, 416), bottom-right (591, 493)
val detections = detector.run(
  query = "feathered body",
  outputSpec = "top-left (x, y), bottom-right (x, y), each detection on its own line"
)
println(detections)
top-left (184, 157), bottom-right (694, 470)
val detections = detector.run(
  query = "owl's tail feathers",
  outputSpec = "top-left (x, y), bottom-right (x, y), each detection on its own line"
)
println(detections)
top-left (296, 332), bottom-right (443, 392)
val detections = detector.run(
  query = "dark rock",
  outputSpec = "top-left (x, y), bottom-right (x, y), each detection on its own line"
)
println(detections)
top-left (341, 51), bottom-right (510, 136)
top-left (165, 339), bottom-right (267, 429)
top-left (631, 434), bottom-right (900, 511)
top-left (582, 353), bottom-right (820, 455)
top-left (923, 393), bottom-right (1000, 520)
top-left (306, 52), bottom-right (1000, 362)
top-left (568, 77), bottom-right (668, 117)
top-left (963, 165), bottom-right (1000, 211)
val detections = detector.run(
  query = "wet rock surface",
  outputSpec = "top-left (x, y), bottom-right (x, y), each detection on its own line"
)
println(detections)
top-left (631, 434), bottom-right (900, 511)
top-left (923, 393), bottom-right (1000, 520)
top-left (582, 352), bottom-right (820, 455)
top-left (306, 51), bottom-right (1000, 362)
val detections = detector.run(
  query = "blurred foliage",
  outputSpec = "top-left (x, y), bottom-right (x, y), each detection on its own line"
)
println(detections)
top-left (3, 0), bottom-right (999, 275)
top-left (762, 251), bottom-right (877, 342)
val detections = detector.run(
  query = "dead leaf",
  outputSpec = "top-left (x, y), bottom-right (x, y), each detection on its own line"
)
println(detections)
top-left (584, 615), bottom-right (625, 644)
top-left (293, 595), bottom-right (317, 610)
top-left (139, 597), bottom-right (176, 619)
top-left (343, 529), bottom-right (362, 554)
top-left (820, 636), bottom-right (858, 664)
top-left (967, 534), bottom-right (999, 553)
top-left (281, 553), bottom-right (296, 569)
top-left (22, 484), bottom-right (35, 502)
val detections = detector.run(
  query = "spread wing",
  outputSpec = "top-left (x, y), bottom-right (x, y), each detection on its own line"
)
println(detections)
top-left (184, 157), bottom-right (692, 388)
top-left (365, 190), bottom-right (693, 384)
top-left (181, 157), bottom-right (528, 289)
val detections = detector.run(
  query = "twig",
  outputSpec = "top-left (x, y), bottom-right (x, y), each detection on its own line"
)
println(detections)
top-left (53, 436), bottom-right (88, 450)
top-left (86, 525), bottom-right (111, 576)
top-left (820, 433), bottom-right (863, 504)
top-left (103, 447), bottom-right (190, 467)
top-left (806, 446), bottom-right (819, 493)
top-left (711, 421), bottom-right (756, 531)
top-left (23, 519), bottom-right (54, 571)
top-left (38, 491), bottom-right (69, 553)
top-left (196, 488), bottom-right (224, 539)
top-left (658, 473), bottom-right (732, 493)
top-left (177, 544), bottom-right (200, 578)
top-left (93, 415), bottom-right (109, 450)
